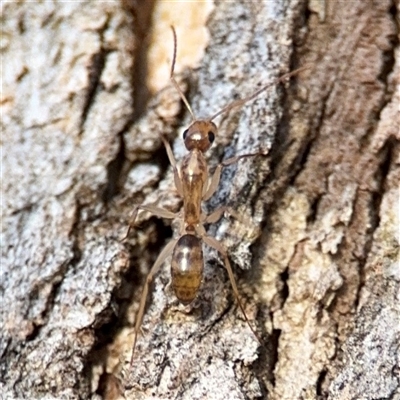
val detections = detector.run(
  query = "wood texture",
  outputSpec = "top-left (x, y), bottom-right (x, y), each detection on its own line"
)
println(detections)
top-left (1, 1), bottom-right (399, 399)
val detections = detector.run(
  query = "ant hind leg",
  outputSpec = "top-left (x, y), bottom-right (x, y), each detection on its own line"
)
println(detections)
top-left (201, 235), bottom-right (262, 346)
top-left (130, 238), bottom-right (178, 366)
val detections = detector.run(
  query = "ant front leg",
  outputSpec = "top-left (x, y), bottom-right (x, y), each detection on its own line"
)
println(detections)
top-left (204, 205), bottom-right (261, 242)
top-left (161, 136), bottom-right (183, 197)
top-left (204, 205), bottom-right (247, 225)
top-left (122, 137), bottom-right (182, 240)
top-left (202, 153), bottom-right (261, 201)
top-left (124, 136), bottom-right (182, 241)
top-left (202, 206), bottom-right (261, 245)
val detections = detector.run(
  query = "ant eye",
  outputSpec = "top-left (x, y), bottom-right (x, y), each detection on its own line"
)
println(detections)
top-left (183, 129), bottom-right (188, 140)
top-left (208, 131), bottom-right (215, 143)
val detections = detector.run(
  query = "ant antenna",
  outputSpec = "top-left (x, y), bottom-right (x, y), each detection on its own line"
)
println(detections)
top-left (207, 64), bottom-right (311, 122)
top-left (170, 26), bottom-right (196, 121)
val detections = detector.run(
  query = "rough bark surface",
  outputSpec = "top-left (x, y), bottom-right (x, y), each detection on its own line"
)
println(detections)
top-left (1, 1), bottom-right (399, 400)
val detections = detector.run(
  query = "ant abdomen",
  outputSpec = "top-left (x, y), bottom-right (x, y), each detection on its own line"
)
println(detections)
top-left (171, 234), bottom-right (203, 305)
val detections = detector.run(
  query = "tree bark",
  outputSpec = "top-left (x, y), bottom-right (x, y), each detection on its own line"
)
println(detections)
top-left (1, 1), bottom-right (398, 400)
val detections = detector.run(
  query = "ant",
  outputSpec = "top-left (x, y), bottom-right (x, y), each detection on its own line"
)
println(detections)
top-left (126, 26), bottom-right (308, 366)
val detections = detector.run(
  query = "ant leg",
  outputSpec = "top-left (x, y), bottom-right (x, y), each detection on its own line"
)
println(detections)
top-left (121, 204), bottom-right (178, 242)
top-left (202, 153), bottom-right (261, 201)
top-left (204, 206), bottom-right (245, 225)
top-left (202, 235), bottom-right (262, 345)
top-left (204, 206), bottom-right (260, 239)
top-left (161, 136), bottom-right (183, 197)
top-left (130, 238), bottom-right (178, 366)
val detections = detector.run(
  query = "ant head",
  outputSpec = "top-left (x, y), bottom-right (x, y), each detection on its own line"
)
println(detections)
top-left (182, 120), bottom-right (217, 152)
top-left (169, 26), bottom-right (310, 154)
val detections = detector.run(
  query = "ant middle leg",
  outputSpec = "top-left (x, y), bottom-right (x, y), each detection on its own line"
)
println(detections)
top-left (121, 204), bottom-right (178, 242)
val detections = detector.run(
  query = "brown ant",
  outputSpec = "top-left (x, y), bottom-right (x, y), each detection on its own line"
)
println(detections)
top-left (126, 26), bottom-right (308, 365)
